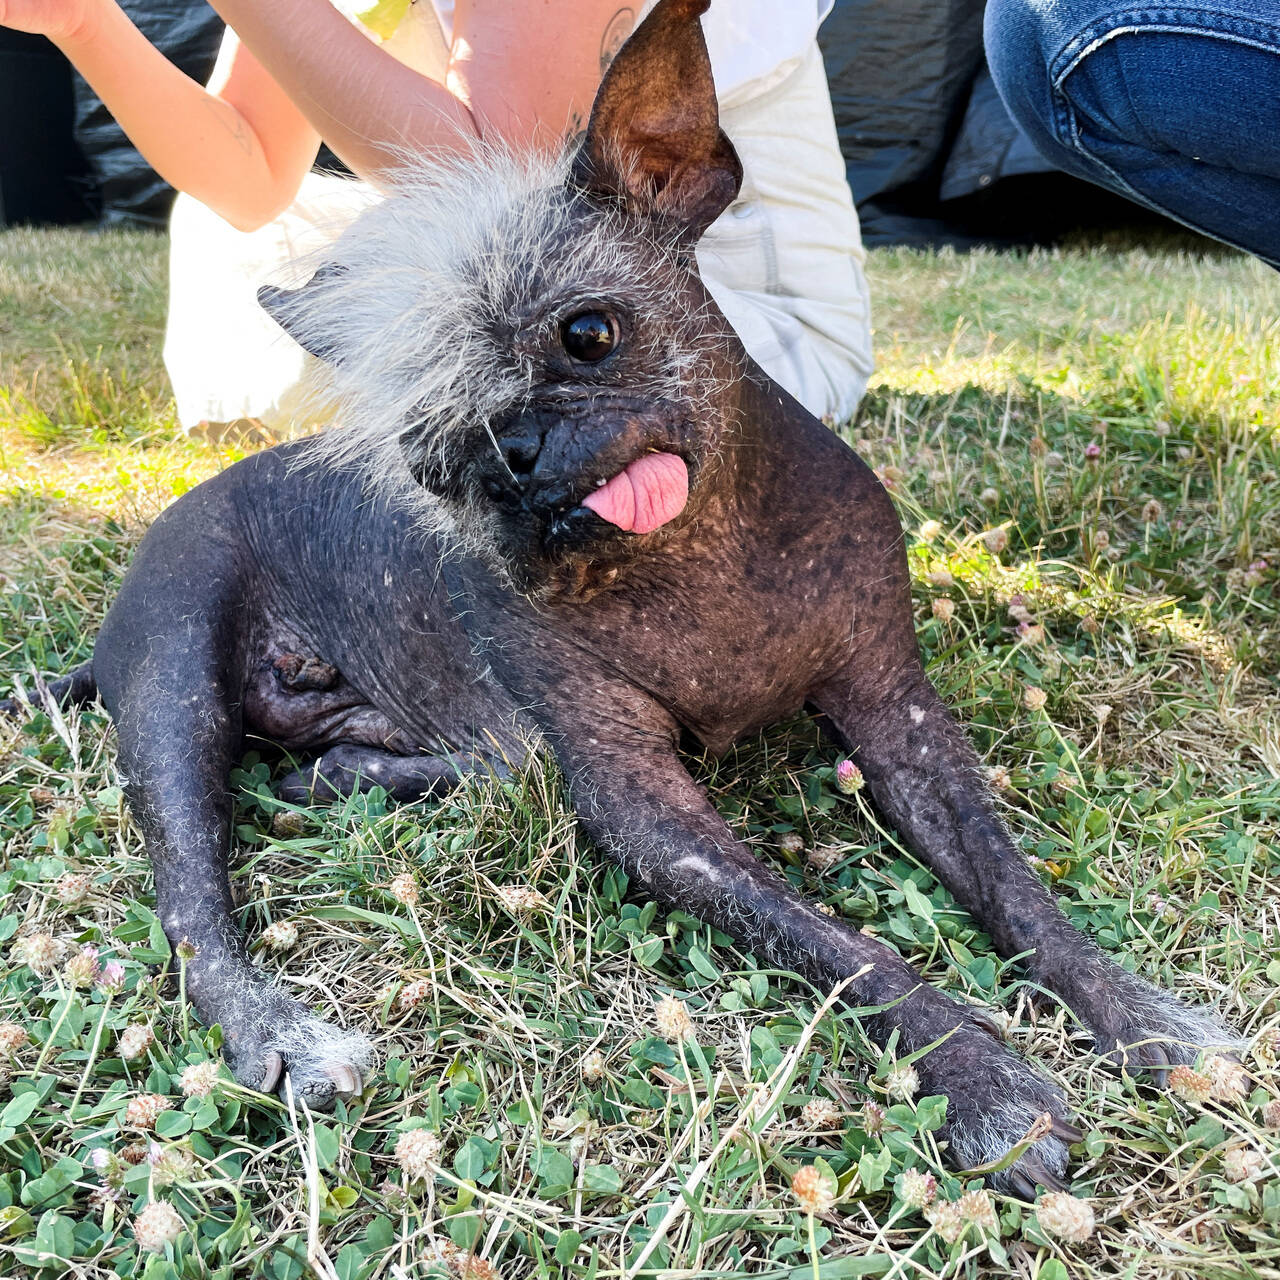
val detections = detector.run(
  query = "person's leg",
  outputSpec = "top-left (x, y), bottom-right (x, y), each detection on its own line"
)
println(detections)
top-left (700, 44), bottom-right (874, 422)
top-left (985, 0), bottom-right (1280, 269)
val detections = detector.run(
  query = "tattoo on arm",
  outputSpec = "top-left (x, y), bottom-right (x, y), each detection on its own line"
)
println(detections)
top-left (600, 8), bottom-right (635, 73)
top-left (205, 97), bottom-right (255, 157)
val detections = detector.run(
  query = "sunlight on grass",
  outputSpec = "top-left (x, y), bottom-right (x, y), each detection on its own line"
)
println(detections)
top-left (0, 230), bottom-right (1276, 1280)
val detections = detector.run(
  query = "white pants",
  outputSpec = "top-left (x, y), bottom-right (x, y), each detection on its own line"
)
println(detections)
top-left (163, 42), bottom-right (872, 429)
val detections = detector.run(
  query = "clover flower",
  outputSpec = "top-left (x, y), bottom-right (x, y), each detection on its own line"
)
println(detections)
top-left (123, 1093), bottom-right (173, 1131)
top-left (884, 1063), bottom-right (919, 1101)
top-left (957, 1189), bottom-right (999, 1234)
top-left (55, 872), bottom-right (90, 906)
top-left (1036, 1190), bottom-right (1095, 1242)
top-left (389, 873), bottom-right (419, 905)
top-left (65, 945), bottom-right (100, 988)
top-left (117, 1023), bottom-right (154, 1061)
top-left (395, 1128), bottom-right (443, 1182)
top-left (133, 1200), bottom-right (184, 1253)
top-left (0, 1023), bottom-right (28, 1055)
top-left (1223, 1145), bottom-right (1264, 1183)
top-left (801, 1098), bottom-right (842, 1130)
top-left (655, 995), bottom-right (694, 1042)
top-left (1168, 1064), bottom-right (1213, 1104)
top-left (149, 1143), bottom-right (198, 1188)
top-left (1205, 1054), bottom-right (1247, 1102)
top-left (790, 1164), bottom-right (837, 1214)
top-left (835, 760), bottom-right (864, 795)
top-left (261, 920), bottom-right (299, 951)
top-left (12, 932), bottom-right (64, 975)
top-left (924, 1199), bottom-right (966, 1243)
top-left (898, 1168), bottom-right (937, 1209)
top-left (861, 1101), bottom-right (886, 1135)
top-left (396, 979), bottom-right (432, 1012)
top-left (180, 1060), bottom-right (222, 1099)
top-left (495, 884), bottom-right (550, 913)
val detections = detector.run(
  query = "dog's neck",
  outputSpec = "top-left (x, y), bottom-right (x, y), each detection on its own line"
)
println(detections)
top-left (542, 365), bottom-right (827, 604)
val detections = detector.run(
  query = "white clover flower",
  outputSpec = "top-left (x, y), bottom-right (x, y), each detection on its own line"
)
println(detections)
top-left (389, 873), bottom-right (419, 905)
top-left (12, 932), bottom-right (65, 974)
top-left (884, 1063), bottom-right (919, 1101)
top-left (1035, 1191), bottom-right (1095, 1243)
top-left (133, 1200), bottom-right (184, 1253)
top-left (117, 1024), bottom-right (154, 1062)
top-left (396, 1128), bottom-right (443, 1182)
top-left (123, 1093), bottom-right (173, 1131)
top-left (654, 995), bottom-right (693, 1042)
top-left (180, 1060), bottom-right (222, 1099)
top-left (261, 920), bottom-right (299, 950)
top-left (801, 1098), bottom-right (842, 1130)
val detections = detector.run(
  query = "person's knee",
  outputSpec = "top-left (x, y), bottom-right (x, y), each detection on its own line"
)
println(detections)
top-left (983, 0), bottom-right (1064, 153)
top-left (1063, 27), bottom-right (1280, 170)
top-left (989, 2), bottom-right (1280, 167)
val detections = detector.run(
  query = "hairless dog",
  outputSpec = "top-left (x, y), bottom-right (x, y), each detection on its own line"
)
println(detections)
top-left (11, 0), bottom-right (1234, 1197)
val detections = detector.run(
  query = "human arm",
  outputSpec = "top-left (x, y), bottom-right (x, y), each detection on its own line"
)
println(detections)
top-left (0, 0), bottom-right (322, 230)
top-left (201, 0), bottom-right (633, 178)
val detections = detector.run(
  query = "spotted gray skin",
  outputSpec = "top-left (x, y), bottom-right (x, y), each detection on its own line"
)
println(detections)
top-left (13, 0), bottom-right (1235, 1191)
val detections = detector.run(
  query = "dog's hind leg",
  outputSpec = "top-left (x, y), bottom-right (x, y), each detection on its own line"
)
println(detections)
top-left (276, 744), bottom-right (478, 804)
top-left (816, 664), bottom-right (1239, 1079)
top-left (94, 524), bottom-right (373, 1105)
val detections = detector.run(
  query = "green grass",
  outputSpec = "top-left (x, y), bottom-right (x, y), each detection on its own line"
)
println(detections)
top-left (0, 229), bottom-right (1277, 1280)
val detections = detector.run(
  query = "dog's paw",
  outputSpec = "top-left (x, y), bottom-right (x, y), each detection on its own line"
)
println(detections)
top-left (225, 1007), bottom-right (377, 1109)
top-left (1078, 968), bottom-right (1241, 1081)
top-left (915, 1025), bottom-right (1081, 1200)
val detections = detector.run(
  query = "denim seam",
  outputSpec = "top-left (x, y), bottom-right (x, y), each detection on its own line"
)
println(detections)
top-left (1048, 10), bottom-right (1280, 87)
top-left (1038, 10), bottom-right (1280, 269)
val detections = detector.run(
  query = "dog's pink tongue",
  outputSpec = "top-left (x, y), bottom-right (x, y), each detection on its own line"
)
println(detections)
top-left (582, 452), bottom-right (688, 534)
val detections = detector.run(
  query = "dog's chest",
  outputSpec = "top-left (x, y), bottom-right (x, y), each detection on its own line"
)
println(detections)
top-left (570, 544), bottom-right (852, 752)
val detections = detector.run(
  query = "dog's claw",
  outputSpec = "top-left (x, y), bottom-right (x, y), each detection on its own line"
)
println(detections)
top-left (1007, 1152), bottom-right (1066, 1201)
top-left (259, 1050), bottom-right (284, 1094)
top-left (327, 1063), bottom-right (362, 1096)
top-left (1051, 1117), bottom-right (1084, 1145)
top-left (970, 1010), bottom-right (1005, 1040)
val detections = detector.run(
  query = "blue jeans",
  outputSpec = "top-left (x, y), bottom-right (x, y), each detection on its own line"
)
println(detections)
top-left (984, 0), bottom-right (1280, 268)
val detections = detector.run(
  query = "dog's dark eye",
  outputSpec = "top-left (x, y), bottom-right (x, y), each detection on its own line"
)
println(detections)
top-left (561, 311), bottom-right (618, 363)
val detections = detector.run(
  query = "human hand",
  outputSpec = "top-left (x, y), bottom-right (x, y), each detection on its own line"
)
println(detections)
top-left (0, 0), bottom-right (102, 44)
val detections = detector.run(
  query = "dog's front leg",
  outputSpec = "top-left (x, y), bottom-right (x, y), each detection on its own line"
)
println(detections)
top-left (540, 690), bottom-right (1077, 1195)
top-left (93, 553), bottom-right (374, 1106)
top-left (815, 664), bottom-right (1238, 1077)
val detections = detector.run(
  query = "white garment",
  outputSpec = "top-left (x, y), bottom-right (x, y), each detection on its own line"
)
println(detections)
top-left (164, 1), bottom-right (872, 427)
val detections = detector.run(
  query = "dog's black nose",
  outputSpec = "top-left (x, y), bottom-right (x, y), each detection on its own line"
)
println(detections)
top-left (498, 430), bottom-right (542, 480)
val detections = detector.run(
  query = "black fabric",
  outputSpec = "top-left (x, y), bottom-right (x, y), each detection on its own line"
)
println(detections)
top-left (0, 28), bottom-right (96, 226)
top-left (71, 0), bottom-right (224, 227)
top-left (817, 0), bottom-right (1152, 248)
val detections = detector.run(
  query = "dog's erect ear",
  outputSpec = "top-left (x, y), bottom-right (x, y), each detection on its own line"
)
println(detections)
top-left (257, 263), bottom-right (348, 363)
top-left (570, 0), bottom-right (742, 239)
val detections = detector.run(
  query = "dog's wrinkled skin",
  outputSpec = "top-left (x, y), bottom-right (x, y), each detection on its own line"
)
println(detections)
top-left (15, 0), bottom-right (1235, 1195)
